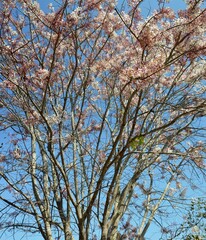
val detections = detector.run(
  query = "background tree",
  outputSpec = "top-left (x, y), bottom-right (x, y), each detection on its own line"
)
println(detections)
top-left (182, 198), bottom-right (206, 240)
top-left (0, 0), bottom-right (206, 239)
top-left (170, 198), bottom-right (206, 240)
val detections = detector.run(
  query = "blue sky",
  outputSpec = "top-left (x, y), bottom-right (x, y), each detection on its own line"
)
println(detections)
top-left (38, 0), bottom-right (188, 13)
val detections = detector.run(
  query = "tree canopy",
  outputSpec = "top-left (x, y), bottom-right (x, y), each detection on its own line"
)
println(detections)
top-left (0, 0), bottom-right (206, 239)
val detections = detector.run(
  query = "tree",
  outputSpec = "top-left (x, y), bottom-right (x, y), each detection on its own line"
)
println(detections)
top-left (171, 198), bottom-right (206, 240)
top-left (0, 0), bottom-right (206, 239)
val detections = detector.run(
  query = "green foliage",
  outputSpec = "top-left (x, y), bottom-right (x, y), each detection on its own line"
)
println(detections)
top-left (130, 136), bottom-right (144, 150)
top-left (180, 198), bottom-right (206, 240)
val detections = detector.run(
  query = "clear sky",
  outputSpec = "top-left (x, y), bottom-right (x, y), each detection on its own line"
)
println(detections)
top-left (38, 0), bottom-right (189, 13)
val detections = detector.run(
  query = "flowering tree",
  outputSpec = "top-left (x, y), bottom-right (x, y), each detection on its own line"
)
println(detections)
top-left (0, 0), bottom-right (206, 239)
